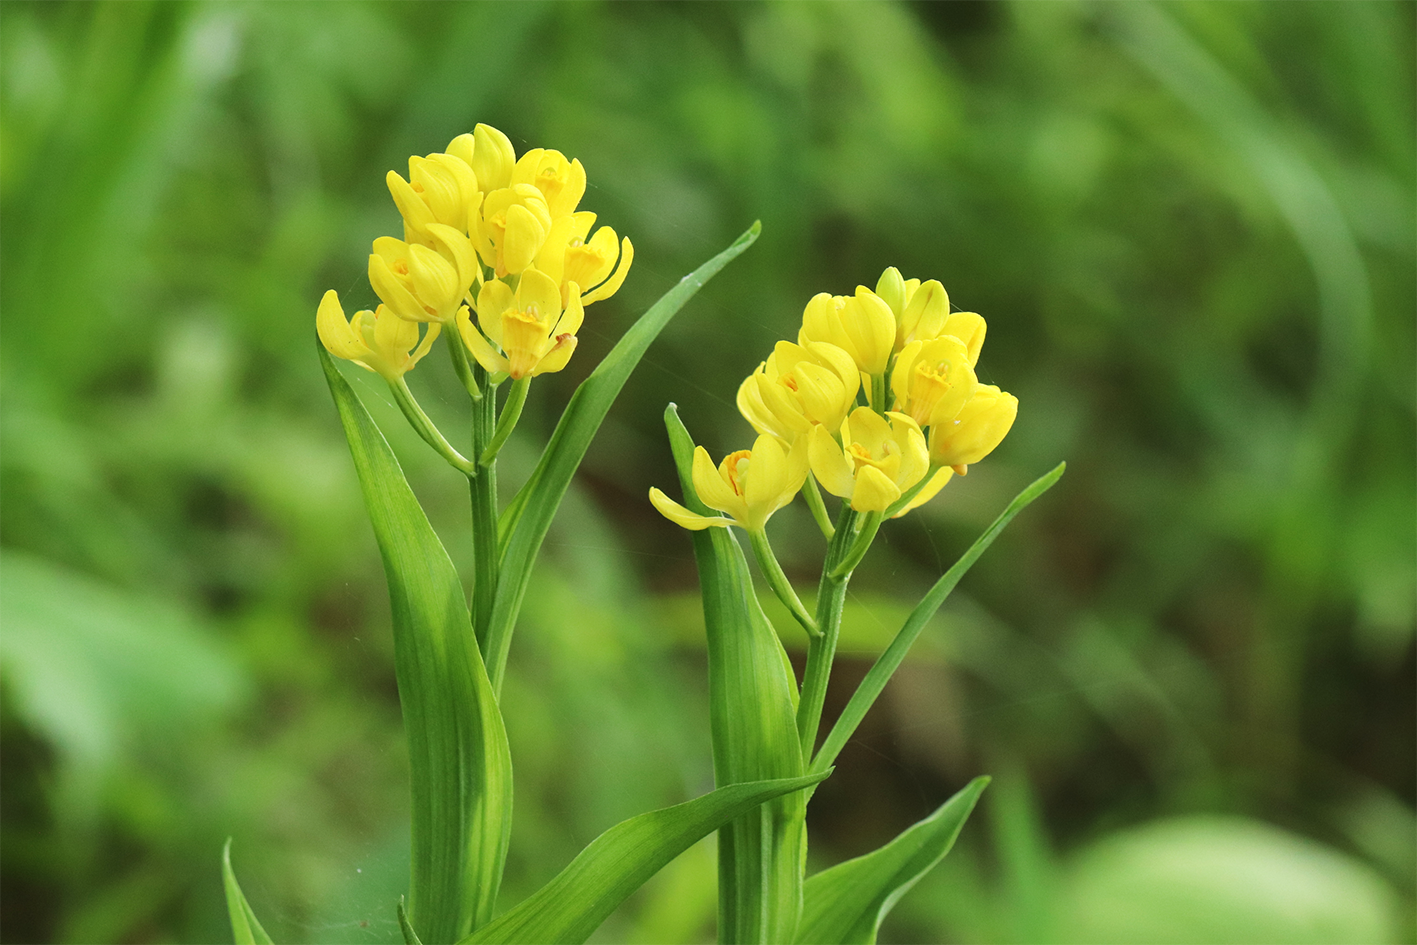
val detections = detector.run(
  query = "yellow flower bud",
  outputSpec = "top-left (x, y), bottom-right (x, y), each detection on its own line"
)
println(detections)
top-left (474, 184), bottom-right (553, 277)
top-left (511, 148), bottom-right (587, 220)
top-left (890, 335), bottom-right (977, 428)
top-left (461, 123), bottom-right (516, 193)
top-left (386, 151), bottom-right (479, 245)
top-left (808, 408), bottom-right (930, 513)
top-left (368, 224), bottom-right (478, 324)
top-left (458, 268), bottom-right (582, 380)
top-left (798, 287), bottom-right (896, 375)
top-left (737, 340), bottom-right (860, 442)
top-left (316, 291), bottom-right (439, 381)
top-left (927, 385), bottom-right (1018, 473)
top-left (649, 434), bottom-right (808, 532)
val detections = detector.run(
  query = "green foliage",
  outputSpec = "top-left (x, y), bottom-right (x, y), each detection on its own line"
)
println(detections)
top-left (223, 840), bottom-right (275, 945)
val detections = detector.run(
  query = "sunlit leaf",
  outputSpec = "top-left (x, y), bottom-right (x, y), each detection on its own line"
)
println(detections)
top-left (222, 839), bottom-right (274, 945)
top-left (664, 404), bottom-right (807, 944)
top-left (485, 222), bottom-right (762, 691)
top-left (796, 777), bottom-right (989, 945)
top-left (463, 773), bottom-right (828, 945)
top-left (320, 344), bottom-right (513, 943)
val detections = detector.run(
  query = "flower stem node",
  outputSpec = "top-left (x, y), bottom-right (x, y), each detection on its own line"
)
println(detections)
top-left (649, 434), bottom-right (809, 532)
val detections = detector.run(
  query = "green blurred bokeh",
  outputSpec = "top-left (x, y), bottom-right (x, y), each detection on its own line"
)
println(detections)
top-left (2, 2), bottom-right (1412, 942)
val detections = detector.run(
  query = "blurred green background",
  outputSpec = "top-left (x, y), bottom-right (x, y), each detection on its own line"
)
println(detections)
top-left (2, 2), bottom-right (1413, 942)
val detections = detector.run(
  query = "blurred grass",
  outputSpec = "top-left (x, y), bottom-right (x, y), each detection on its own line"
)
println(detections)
top-left (1, 2), bottom-right (1413, 943)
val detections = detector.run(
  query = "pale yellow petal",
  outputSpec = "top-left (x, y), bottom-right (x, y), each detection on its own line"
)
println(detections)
top-left (809, 425), bottom-right (856, 499)
top-left (475, 279), bottom-right (515, 346)
top-left (579, 236), bottom-right (633, 305)
top-left (743, 434), bottom-right (788, 527)
top-left (502, 203), bottom-right (547, 274)
top-left (943, 311), bottom-right (987, 367)
top-left (650, 488), bottom-right (732, 531)
top-left (369, 253), bottom-right (427, 322)
top-left (457, 307), bottom-right (510, 374)
top-left (516, 267), bottom-right (562, 325)
top-left (691, 446), bottom-right (743, 519)
top-left (851, 464), bottom-right (900, 513)
top-left (316, 290), bottom-right (368, 362)
top-left (472, 123), bottom-right (515, 191)
top-left (893, 466), bottom-right (952, 518)
top-left (529, 334), bottom-right (576, 376)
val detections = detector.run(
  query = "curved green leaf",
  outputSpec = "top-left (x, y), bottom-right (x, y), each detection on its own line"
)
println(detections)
top-left (812, 463), bottom-right (1065, 776)
top-left (797, 777), bottom-right (990, 944)
top-left (664, 404), bottom-right (808, 945)
top-left (321, 345), bottom-right (513, 943)
top-left (463, 773), bottom-right (828, 945)
top-left (485, 222), bottom-right (761, 692)
top-left (222, 838), bottom-right (274, 945)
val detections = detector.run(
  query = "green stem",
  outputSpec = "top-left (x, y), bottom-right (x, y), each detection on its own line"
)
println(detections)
top-left (469, 366), bottom-right (500, 653)
top-left (388, 378), bottom-right (478, 477)
top-left (796, 505), bottom-right (855, 759)
top-left (829, 511), bottom-right (883, 581)
top-left (446, 326), bottom-right (483, 400)
top-left (871, 372), bottom-right (887, 416)
top-left (884, 469), bottom-right (937, 518)
top-left (749, 528), bottom-right (819, 638)
top-left (480, 376), bottom-right (529, 466)
top-left (802, 476), bottom-right (836, 540)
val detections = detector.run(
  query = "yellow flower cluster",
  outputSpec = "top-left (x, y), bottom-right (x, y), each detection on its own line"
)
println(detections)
top-left (318, 124), bottom-right (633, 381)
top-left (653, 268), bottom-right (1016, 532)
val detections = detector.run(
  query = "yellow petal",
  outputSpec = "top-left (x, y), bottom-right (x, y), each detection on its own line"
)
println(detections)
top-left (580, 236), bottom-right (633, 305)
top-left (650, 488), bottom-right (732, 531)
top-left (502, 203), bottom-right (547, 274)
top-left (529, 333), bottom-right (576, 376)
top-left (516, 267), bottom-right (562, 325)
top-left (552, 284), bottom-right (584, 338)
top-left (407, 243), bottom-right (461, 318)
top-left (892, 466), bottom-right (952, 518)
top-left (457, 306), bottom-right (510, 374)
top-left (387, 171), bottom-right (436, 240)
top-left (743, 434), bottom-right (788, 527)
top-left (901, 279), bottom-right (948, 345)
top-left (691, 446), bottom-right (744, 520)
top-left (368, 252), bottom-right (427, 322)
top-left (943, 311), bottom-right (986, 367)
top-left (876, 266), bottom-right (907, 322)
top-left (808, 425), bottom-right (855, 499)
top-left (425, 223), bottom-right (478, 297)
top-left (851, 464), bottom-right (900, 513)
top-left (475, 279), bottom-right (515, 347)
top-left (316, 290), bottom-right (368, 362)
top-left (472, 123), bottom-right (515, 191)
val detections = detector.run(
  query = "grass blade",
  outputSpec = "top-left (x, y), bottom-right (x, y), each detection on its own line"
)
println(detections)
top-left (812, 463), bottom-right (1065, 777)
top-left (222, 839), bottom-right (274, 945)
top-left (321, 345), bottom-right (513, 942)
top-left (486, 222), bottom-right (761, 691)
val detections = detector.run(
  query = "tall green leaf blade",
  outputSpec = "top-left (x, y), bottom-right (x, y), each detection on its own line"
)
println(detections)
top-left (796, 777), bottom-right (990, 944)
top-left (664, 405), bottom-right (808, 945)
top-left (812, 463), bottom-right (1065, 777)
top-left (463, 774), bottom-right (828, 945)
top-left (320, 346), bottom-right (513, 943)
top-left (485, 222), bottom-right (761, 691)
top-left (222, 839), bottom-right (274, 945)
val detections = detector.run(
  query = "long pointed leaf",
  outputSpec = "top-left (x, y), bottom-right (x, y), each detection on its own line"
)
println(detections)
top-left (463, 773), bottom-right (828, 945)
top-left (812, 463), bottom-right (1065, 776)
top-left (485, 222), bottom-right (761, 692)
top-left (222, 839), bottom-right (274, 945)
top-left (321, 345), bottom-right (513, 943)
top-left (796, 777), bottom-right (990, 944)
top-left (665, 405), bottom-right (807, 945)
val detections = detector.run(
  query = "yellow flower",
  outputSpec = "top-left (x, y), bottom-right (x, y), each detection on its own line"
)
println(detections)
top-left (450, 124), bottom-right (516, 195)
top-left (737, 340), bottom-right (861, 442)
top-left (649, 434), bottom-right (808, 531)
top-left (316, 290), bottom-right (440, 381)
top-left (386, 150), bottom-right (479, 246)
top-left (534, 211), bottom-right (635, 306)
top-left (809, 407), bottom-right (931, 513)
top-left (799, 288), bottom-right (896, 376)
top-left (368, 224), bottom-right (479, 324)
top-left (927, 385), bottom-right (1018, 473)
top-left (874, 267), bottom-right (987, 361)
top-left (457, 267), bottom-right (581, 379)
top-left (511, 148), bottom-right (587, 220)
top-left (474, 184), bottom-right (554, 277)
top-left (890, 335), bottom-right (978, 428)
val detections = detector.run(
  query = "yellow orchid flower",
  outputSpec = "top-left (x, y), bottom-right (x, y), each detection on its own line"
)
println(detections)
top-left (808, 407), bottom-right (931, 513)
top-left (511, 148), bottom-right (587, 220)
top-left (798, 287), bottom-right (896, 376)
top-left (474, 184), bottom-right (554, 277)
top-left (368, 224), bottom-right (479, 324)
top-left (534, 211), bottom-right (635, 307)
top-left (450, 124), bottom-right (516, 195)
top-left (737, 340), bottom-right (861, 442)
top-left (457, 268), bottom-right (582, 380)
top-left (890, 335), bottom-right (978, 428)
top-left (386, 150), bottom-right (479, 246)
top-left (649, 434), bottom-right (808, 532)
top-left (875, 266), bottom-right (987, 362)
top-left (316, 290), bottom-right (440, 381)
top-left (928, 384), bottom-right (1018, 474)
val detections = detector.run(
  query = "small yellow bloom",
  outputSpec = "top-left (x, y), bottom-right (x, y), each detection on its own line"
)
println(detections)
top-left (809, 407), bottom-right (930, 513)
top-left (535, 211), bottom-right (634, 307)
top-left (457, 268), bottom-right (582, 380)
top-left (511, 148), bottom-right (587, 220)
top-left (737, 340), bottom-right (861, 442)
top-left (386, 150), bottom-right (479, 246)
top-left (927, 385), bottom-right (1018, 473)
top-left (873, 267), bottom-right (987, 361)
top-left (316, 290), bottom-right (440, 381)
top-left (799, 288), bottom-right (896, 376)
top-left (474, 184), bottom-right (554, 277)
top-left (368, 225), bottom-right (479, 324)
top-left (649, 435), bottom-right (808, 532)
top-left (449, 124), bottom-right (516, 195)
top-left (890, 335), bottom-right (978, 428)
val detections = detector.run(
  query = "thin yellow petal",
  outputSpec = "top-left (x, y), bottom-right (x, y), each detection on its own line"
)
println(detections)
top-left (851, 464), bottom-right (900, 513)
top-left (650, 488), bottom-right (732, 531)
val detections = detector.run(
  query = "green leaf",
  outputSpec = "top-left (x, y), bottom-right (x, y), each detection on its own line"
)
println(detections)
top-left (812, 462), bottom-right (1065, 777)
top-left (485, 222), bottom-right (761, 692)
top-left (796, 777), bottom-right (990, 944)
top-left (320, 345), bottom-right (513, 943)
top-left (222, 839), bottom-right (274, 945)
top-left (664, 404), bottom-right (808, 945)
top-left (463, 773), bottom-right (828, 945)
top-left (398, 898), bottom-right (424, 945)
